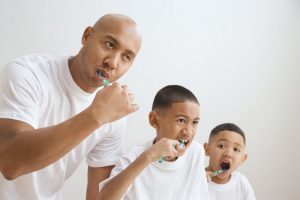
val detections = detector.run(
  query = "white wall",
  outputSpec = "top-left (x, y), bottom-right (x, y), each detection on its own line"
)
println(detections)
top-left (1, 0), bottom-right (300, 199)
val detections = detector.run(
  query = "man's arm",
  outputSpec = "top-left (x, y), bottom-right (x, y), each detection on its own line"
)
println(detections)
top-left (86, 166), bottom-right (114, 200)
top-left (97, 138), bottom-right (182, 200)
top-left (0, 83), bottom-right (138, 180)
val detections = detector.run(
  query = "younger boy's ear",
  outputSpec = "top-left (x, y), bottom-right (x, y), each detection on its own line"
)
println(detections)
top-left (149, 111), bottom-right (160, 129)
top-left (241, 153), bottom-right (248, 163)
top-left (82, 26), bottom-right (93, 45)
top-left (204, 143), bottom-right (210, 156)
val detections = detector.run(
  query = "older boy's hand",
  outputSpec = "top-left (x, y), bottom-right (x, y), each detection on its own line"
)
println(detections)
top-left (146, 138), bottom-right (185, 162)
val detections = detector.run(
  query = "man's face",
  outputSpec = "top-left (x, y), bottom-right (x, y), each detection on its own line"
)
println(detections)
top-left (154, 101), bottom-right (200, 151)
top-left (205, 130), bottom-right (247, 183)
top-left (74, 17), bottom-right (141, 92)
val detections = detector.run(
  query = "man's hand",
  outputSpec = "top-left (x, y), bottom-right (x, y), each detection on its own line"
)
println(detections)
top-left (89, 82), bottom-right (139, 125)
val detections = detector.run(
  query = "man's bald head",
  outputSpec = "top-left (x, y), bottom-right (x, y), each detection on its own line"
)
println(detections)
top-left (93, 14), bottom-right (141, 51)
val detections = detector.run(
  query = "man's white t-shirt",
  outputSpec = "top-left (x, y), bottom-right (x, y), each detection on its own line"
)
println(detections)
top-left (101, 140), bottom-right (210, 200)
top-left (0, 54), bottom-right (126, 200)
top-left (208, 171), bottom-right (256, 200)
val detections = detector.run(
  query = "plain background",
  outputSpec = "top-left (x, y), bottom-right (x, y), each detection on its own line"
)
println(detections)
top-left (1, 0), bottom-right (300, 199)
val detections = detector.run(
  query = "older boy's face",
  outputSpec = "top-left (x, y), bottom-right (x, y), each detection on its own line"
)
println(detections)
top-left (205, 131), bottom-right (247, 183)
top-left (155, 101), bottom-right (200, 151)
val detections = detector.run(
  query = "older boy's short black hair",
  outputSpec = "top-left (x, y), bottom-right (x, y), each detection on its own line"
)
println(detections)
top-left (152, 85), bottom-right (199, 110)
top-left (210, 123), bottom-right (246, 144)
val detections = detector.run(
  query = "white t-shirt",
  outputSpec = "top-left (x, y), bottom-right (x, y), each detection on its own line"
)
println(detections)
top-left (0, 54), bottom-right (126, 200)
top-left (208, 171), bottom-right (256, 200)
top-left (101, 140), bottom-right (210, 200)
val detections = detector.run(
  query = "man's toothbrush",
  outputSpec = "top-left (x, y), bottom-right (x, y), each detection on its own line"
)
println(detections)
top-left (158, 140), bottom-right (185, 163)
top-left (97, 71), bottom-right (110, 87)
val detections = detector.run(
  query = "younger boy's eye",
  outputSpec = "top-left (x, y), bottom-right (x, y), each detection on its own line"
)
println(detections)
top-left (234, 147), bottom-right (241, 152)
top-left (217, 144), bottom-right (225, 149)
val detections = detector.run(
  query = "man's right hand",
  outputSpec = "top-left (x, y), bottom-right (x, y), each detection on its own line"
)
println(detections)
top-left (89, 82), bottom-right (139, 125)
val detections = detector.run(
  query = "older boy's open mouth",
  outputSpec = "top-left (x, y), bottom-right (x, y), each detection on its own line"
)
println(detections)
top-left (178, 139), bottom-right (190, 148)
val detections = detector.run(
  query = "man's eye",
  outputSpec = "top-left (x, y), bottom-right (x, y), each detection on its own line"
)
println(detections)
top-left (123, 54), bottom-right (132, 61)
top-left (105, 41), bottom-right (114, 49)
top-left (178, 119), bottom-right (185, 123)
top-left (192, 121), bottom-right (199, 126)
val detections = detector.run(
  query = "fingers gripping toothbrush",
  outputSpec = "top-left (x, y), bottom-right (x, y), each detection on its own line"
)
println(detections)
top-left (97, 71), bottom-right (110, 87)
top-left (158, 140), bottom-right (185, 163)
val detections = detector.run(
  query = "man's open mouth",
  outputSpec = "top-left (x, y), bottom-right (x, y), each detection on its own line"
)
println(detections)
top-left (96, 69), bottom-right (109, 79)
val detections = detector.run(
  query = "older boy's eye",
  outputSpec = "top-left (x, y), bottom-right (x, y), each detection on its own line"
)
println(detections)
top-left (192, 120), bottom-right (199, 126)
top-left (217, 144), bottom-right (225, 149)
top-left (105, 41), bottom-right (114, 49)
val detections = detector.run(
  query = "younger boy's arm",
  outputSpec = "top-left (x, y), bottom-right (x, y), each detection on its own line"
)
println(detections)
top-left (97, 138), bottom-right (181, 200)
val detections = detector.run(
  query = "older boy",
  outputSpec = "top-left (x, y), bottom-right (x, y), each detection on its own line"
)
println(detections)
top-left (98, 85), bottom-right (210, 200)
top-left (204, 123), bottom-right (256, 200)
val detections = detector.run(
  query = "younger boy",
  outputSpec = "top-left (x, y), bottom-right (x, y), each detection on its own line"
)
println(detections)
top-left (98, 85), bottom-right (210, 200)
top-left (204, 123), bottom-right (256, 200)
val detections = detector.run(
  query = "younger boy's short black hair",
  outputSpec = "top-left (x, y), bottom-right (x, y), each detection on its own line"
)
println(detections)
top-left (152, 85), bottom-right (199, 110)
top-left (210, 123), bottom-right (246, 144)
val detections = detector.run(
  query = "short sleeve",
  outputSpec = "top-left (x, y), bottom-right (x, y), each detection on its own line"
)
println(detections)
top-left (86, 117), bottom-right (127, 167)
top-left (0, 61), bottom-right (42, 128)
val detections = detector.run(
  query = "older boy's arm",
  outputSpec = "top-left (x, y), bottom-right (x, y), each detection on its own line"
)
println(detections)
top-left (98, 138), bottom-right (180, 200)
top-left (97, 150), bottom-right (154, 200)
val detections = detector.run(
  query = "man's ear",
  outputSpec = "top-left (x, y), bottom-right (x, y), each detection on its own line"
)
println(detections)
top-left (204, 143), bottom-right (210, 156)
top-left (81, 26), bottom-right (93, 45)
top-left (149, 111), bottom-right (160, 129)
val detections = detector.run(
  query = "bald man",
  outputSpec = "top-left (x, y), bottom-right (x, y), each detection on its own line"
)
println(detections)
top-left (0, 14), bottom-right (142, 200)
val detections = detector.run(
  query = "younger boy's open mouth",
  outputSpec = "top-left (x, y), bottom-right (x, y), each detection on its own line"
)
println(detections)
top-left (220, 161), bottom-right (230, 171)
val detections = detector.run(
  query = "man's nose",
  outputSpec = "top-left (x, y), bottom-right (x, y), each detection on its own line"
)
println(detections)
top-left (104, 54), bottom-right (118, 70)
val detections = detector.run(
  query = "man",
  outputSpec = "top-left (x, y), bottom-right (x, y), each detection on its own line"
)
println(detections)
top-left (0, 13), bottom-right (142, 200)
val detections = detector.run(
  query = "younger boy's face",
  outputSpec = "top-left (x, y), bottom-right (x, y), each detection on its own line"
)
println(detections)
top-left (204, 130), bottom-right (247, 183)
top-left (151, 101), bottom-right (200, 151)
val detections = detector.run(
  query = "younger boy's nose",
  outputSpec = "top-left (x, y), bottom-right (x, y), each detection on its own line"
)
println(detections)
top-left (224, 149), bottom-right (233, 158)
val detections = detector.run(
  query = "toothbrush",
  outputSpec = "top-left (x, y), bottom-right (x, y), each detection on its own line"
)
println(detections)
top-left (158, 140), bottom-right (185, 163)
top-left (210, 169), bottom-right (224, 177)
top-left (97, 71), bottom-right (110, 87)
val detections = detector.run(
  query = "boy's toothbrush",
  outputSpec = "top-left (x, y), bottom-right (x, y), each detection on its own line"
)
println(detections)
top-left (158, 140), bottom-right (185, 163)
top-left (97, 71), bottom-right (110, 87)
top-left (210, 169), bottom-right (223, 177)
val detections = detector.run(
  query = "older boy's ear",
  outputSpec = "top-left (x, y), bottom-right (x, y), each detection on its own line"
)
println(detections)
top-left (204, 143), bottom-right (210, 156)
top-left (149, 111), bottom-right (160, 129)
top-left (82, 26), bottom-right (93, 45)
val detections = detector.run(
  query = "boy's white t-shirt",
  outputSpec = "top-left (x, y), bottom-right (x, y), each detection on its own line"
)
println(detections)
top-left (101, 140), bottom-right (210, 200)
top-left (208, 171), bottom-right (256, 200)
top-left (0, 54), bottom-right (126, 200)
